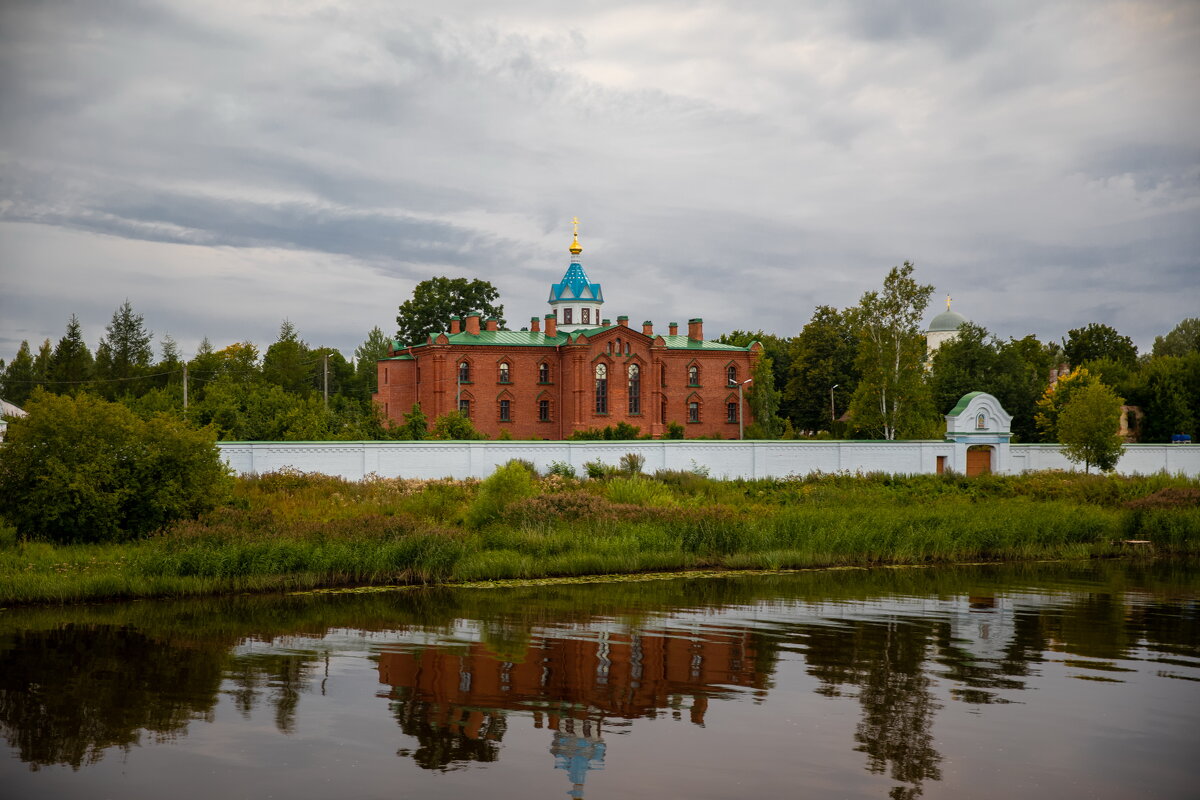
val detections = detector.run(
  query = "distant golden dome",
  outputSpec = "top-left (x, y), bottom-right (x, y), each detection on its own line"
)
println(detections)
top-left (569, 233), bottom-right (582, 255)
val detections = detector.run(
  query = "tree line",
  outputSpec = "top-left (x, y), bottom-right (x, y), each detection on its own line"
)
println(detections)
top-left (3, 272), bottom-right (1198, 445)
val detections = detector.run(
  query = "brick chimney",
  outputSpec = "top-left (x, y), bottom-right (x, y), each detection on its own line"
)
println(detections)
top-left (617, 315), bottom-right (629, 327)
top-left (485, 317), bottom-right (499, 332)
top-left (465, 313), bottom-right (481, 336)
top-left (688, 318), bottom-right (703, 341)
top-left (449, 317), bottom-right (461, 335)
top-left (642, 321), bottom-right (653, 336)
top-left (544, 313), bottom-right (557, 338)
top-left (669, 322), bottom-right (679, 336)
top-left (530, 316), bottom-right (540, 333)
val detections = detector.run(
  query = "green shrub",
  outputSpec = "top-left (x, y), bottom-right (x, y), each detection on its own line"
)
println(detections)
top-left (619, 452), bottom-right (646, 475)
top-left (465, 462), bottom-right (537, 528)
top-left (664, 421), bottom-right (685, 439)
top-left (545, 460), bottom-right (577, 479)
top-left (0, 390), bottom-right (232, 543)
top-left (584, 459), bottom-right (621, 479)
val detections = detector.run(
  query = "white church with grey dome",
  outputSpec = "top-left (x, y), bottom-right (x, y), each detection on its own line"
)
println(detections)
top-left (925, 296), bottom-right (970, 356)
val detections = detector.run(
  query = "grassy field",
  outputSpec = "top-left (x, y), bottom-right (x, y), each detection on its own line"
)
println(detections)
top-left (2, 466), bottom-right (1198, 605)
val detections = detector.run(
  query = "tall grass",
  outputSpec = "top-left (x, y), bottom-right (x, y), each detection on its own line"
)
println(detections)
top-left (1, 470), bottom-right (1197, 604)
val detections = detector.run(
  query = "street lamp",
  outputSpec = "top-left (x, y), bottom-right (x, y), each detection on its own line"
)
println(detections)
top-left (830, 384), bottom-right (839, 432)
top-left (738, 378), bottom-right (754, 440)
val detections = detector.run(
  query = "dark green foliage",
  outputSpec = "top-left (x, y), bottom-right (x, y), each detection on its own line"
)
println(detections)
top-left (49, 314), bottom-right (94, 388)
top-left (545, 461), bottom-right (577, 479)
top-left (1, 340), bottom-right (37, 406)
top-left (0, 391), bottom-right (231, 543)
top-left (354, 326), bottom-right (393, 395)
top-left (465, 462), bottom-right (537, 528)
top-left (1064, 323), bottom-right (1137, 368)
top-left (262, 320), bottom-right (310, 394)
top-left (664, 421), bottom-right (685, 439)
top-left (399, 404), bottom-right (430, 440)
top-left (395, 276), bottom-right (504, 348)
top-left (930, 326), bottom-right (1054, 442)
top-left (94, 301), bottom-right (153, 398)
top-left (431, 411), bottom-right (487, 440)
top-left (785, 305), bottom-right (859, 433)
top-left (716, 330), bottom-right (792, 397)
top-left (1152, 318), bottom-right (1200, 358)
top-left (569, 422), bottom-right (642, 440)
top-left (1126, 353), bottom-right (1200, 442)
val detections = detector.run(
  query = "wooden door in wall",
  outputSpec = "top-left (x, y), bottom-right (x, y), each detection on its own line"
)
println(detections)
top-left (966, 446), bottom-right (992, 476)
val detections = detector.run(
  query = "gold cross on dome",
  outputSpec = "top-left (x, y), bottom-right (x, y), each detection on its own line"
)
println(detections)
top-left (946, 294), bottom-right (952, 310)
top-left (571, 216), bottom-right (580, 236)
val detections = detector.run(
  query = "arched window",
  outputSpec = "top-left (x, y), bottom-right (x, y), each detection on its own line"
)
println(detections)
top-left (607, 342), bottom-right (613, 354)
top-left (595, 363), bottom-right (608, 413)
top-left (539, 398), bottom-right (551, 422)
top-left (459, 398), bottom-right (470, 417)
top-left (582, 308), bottom-right (591, 324)
top-left (660, 363), bottom-right (667, 387)
top-left (538, 362), bottom-right (550, 383)
top-left (458, 361), bottom-right (470, 383)
top-left (688, 401), bottom-right (700, 422)
top-left (727, 365), bottom-right (737, 387)
top-left (727, 402), bottom-right (738, 423)
top-left (498, 362), bottom-right (510, 383)
top-left (688, 364), bottom-right (699, 386)
top-left (628, 364), bottom-right (641, 414)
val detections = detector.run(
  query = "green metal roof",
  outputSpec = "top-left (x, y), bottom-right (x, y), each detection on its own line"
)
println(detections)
top-left (380, 353), bottom-right (414, 361)
top-left (947, 391), bottom-right (984, 416)
top-left (391, 327), bottom-right (755, 353)
top-left (927, 309), bottom-right (969, 332)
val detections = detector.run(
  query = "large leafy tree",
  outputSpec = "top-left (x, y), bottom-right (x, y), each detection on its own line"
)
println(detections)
top-left (262, 320), bottom-right (311, 394)
top-left (49, 315), bottom-right (94, 388)
top-left (784, 305), bottom-right (860, 433)
top-left (746, 356), bottom-right (786, 438)
top-left (94, 300), bottom-right (154, 398)
top-left (1127, 353), bottom-right (1200, 442)
top-left (0, 390), bottom-right (231, 542)
top-left (848, 262), bottom-right (936, 440)
top-left (1035, 367), bottom-right (1100, 440)
top-left (1064, 323), bottom-right (1137, 368)
top-left (716, 330), bottom-right (793, 397)
top-left (395, 277), bottom-right (504, 347)
top-left (1058, 382), bottom-right (1126, 472)
top-left (1152, 318), bottom-right (1200, 358)
top-left (929, 325), bottom-right (1054, 442)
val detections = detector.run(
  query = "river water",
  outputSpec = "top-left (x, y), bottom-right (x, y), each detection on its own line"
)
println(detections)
top-left (2, 560), bottom-right (1198, 799)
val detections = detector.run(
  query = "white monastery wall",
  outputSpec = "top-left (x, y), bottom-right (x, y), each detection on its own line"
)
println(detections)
top-left (216, 440), bottom-right (1200, 481)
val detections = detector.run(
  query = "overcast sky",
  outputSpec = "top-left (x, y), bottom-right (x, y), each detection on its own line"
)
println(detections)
top-left (2, 0), bottom-right (1197, 364)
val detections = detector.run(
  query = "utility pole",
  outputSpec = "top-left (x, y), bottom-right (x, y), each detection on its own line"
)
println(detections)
top-left (182, 362), bottom-right (188, 412)
top-left (323, 353), bottom-right (329, 409)
top-left (830, 384), bottom-right (839, 432)
top-left (738, 378), bottom-right (753, 440)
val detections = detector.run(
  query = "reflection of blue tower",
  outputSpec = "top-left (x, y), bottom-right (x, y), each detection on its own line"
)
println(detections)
top-left (550, 717), bottom-right (606, 799)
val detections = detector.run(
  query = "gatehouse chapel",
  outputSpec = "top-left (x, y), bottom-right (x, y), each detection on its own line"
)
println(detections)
top-left (374, 222), bottom-right (761, 439)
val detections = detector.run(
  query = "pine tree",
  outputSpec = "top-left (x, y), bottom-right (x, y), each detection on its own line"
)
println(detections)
top-left (1, 341), bottom-right (36, 406)
top-left (49, 314), bottom-right (95, 388)
top-left (262, 320), bottom-right (310, 394)
top-left (94, 300), bottom-right (154, 398)
top-left (354, 326), bottom-right (393, 395)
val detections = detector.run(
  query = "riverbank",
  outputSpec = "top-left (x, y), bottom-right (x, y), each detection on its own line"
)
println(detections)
top-left (2, 467), bottom-right (1198, 605)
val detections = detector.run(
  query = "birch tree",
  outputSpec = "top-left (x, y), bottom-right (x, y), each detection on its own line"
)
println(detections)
top-left (848, 262), bottom-right (935, 440)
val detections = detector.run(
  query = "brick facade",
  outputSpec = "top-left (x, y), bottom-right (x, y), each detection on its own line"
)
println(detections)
top-left (375, 314), bottom-right (761, 439)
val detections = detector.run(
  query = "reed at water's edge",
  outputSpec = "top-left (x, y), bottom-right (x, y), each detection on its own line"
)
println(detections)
top-left (3, 468), bottom-right (1198, 604)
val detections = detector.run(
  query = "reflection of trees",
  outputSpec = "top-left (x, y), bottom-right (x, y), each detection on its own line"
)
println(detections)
top-left (222, 653), bottom-right (316, 734)
top-left (389, 691), bottom-right (507, 771)
top-left (0, 625), bottom-right (223, 769)
top-left (804, 619), bottom-right (942, 798)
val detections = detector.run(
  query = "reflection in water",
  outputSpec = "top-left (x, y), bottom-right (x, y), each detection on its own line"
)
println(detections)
top-left (0, 561), bottom-right (1198, 799)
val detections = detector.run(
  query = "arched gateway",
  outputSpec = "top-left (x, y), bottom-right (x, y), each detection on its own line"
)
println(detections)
top-left (945, 392), bottom-right (1012, 476)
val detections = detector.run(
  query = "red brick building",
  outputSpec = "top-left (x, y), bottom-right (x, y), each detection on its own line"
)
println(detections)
top-left (374, 227), bottom-right (761, 439)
